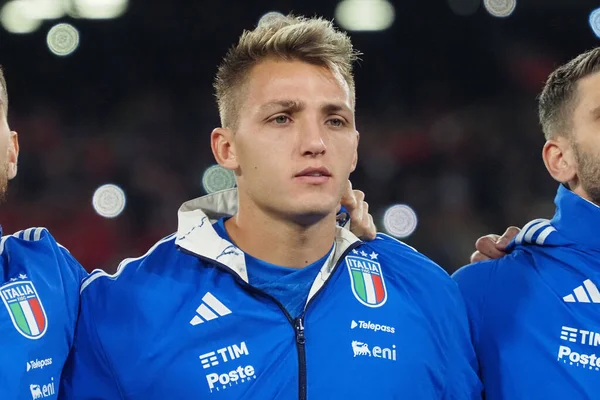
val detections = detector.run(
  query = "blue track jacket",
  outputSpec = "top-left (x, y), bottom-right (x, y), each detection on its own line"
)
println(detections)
top-left (0, 227), bottom-right (86, 399)
top-left (61, 188), bottom-right (482, 399)
top-left (454, 185), bottom-right (600, 399)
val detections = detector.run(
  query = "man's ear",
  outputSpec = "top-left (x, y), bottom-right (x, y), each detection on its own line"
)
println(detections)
top-left (7, 130), bottom-right (18, 180)
top-left (211, 127), bottom-right (239, 171)
top-left (350, 130), bottom-right (359, 173)
top-left (542, 137), bottom-right (577, 184)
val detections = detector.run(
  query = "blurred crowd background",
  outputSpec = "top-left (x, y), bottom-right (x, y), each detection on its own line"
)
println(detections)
top-left (0, 0), bottom-right (598, 274)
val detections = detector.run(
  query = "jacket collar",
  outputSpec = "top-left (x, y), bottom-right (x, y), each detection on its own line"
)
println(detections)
top-left (550, 184), bottom-right (600, 249)
top-left (174, 188), bottom-right (361, 285)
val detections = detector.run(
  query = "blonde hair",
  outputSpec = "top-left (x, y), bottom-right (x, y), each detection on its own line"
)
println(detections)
top-left (214, 13), bottom-right (361, 129)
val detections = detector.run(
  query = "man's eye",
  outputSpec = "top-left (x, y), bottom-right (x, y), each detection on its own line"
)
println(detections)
top-left (273, 115), bottom-right (290, 124)
top-left (328, 118), bottom-right (344, 127)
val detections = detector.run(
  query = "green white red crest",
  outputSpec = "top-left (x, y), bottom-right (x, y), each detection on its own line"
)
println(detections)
top-left (1, 280), bottom-right (47, 339)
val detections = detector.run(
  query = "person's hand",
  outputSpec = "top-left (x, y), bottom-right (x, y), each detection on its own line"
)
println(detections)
top-left (339, 181), bottom-right (377, 241)
top-left (470, 227), bottom-right (520, 263)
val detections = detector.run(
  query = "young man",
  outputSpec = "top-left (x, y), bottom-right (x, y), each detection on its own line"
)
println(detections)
top-left (0, 68), bottom-right (87, 399)
top-left (60, 14), bottom-right (481, 399)
top-left (0, 55), bottom-right (373, 400)
top-left (454, 47), bottom-right (600, 399)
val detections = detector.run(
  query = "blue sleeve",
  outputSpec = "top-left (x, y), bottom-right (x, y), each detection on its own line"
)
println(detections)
top-left (441, 279), bottom-right (484, 399)
top-left (41, 236), bottom-right (89, 344)
top-left (57, 246), bottom-right (89, 284)
top-left (377, 234), bottom-right (482, 398)
top-left (59, 278), bottom-right (124, 399)
top-left (452, 261), bottom-right (495, 348)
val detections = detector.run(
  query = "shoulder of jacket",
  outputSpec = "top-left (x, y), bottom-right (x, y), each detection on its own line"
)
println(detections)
top-left (371, 232), bottom-right (419, 253)
top-left (80, 233), bottom-right (177, 294)
top-left (360, 233), bottom-right (451, 283)
top-left (0, 227), bottom-right (73, 258)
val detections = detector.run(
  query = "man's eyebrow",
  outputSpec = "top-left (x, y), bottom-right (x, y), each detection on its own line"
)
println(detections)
top-left (259, 100), bottom-right (353, 115)
top-left (322, 103), bottom-right (352, 114)
top-left (259, 100), bottom-right (305, 113)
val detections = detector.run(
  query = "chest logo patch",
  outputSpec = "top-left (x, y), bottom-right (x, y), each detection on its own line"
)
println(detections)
top-left (1, 279), bottom-right (48, 339)
top-left (346, 250), bottom-right (387, 307)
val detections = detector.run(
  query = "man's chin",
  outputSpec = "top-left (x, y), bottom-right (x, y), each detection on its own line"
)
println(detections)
top-left (284, 201), bottom-right (339, 225)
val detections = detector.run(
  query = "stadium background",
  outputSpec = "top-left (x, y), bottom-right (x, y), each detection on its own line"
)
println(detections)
top-left (0, 0), bottom-right (598, 274)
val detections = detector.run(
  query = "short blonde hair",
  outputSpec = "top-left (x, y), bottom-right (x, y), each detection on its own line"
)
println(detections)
top-left (214, 13), bottom-right (361, 129)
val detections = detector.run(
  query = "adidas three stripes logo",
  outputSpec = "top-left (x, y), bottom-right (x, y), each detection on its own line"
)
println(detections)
top-left (563, 279), bottom-right (600, 303)
top-left (190, 292), bottom-right (232, 326)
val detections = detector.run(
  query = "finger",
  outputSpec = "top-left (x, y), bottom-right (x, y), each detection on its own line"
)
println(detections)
top-left (340, 180), bottom-right (351, 198)
top-left (495, 226), bottom-right (520, 249)
top-left (340, 195), bottom-right (357, 211)
top-left (366, 213), bottom-right (377, 240)
top-left (340, 180), bottom-right (354, 202)
top-left (353, 190), bottom-right (365, 203)
top-left (340, 183), bottom-right (357, 209)
top-left (362, 203), bottom-right (372, 232)
top-left (359, 205), bottom-right (369, 227)
top-left (351, 201), bottom-right (364, 222)
top-left (354, 213), bottom-right (376, 241)
top-left (475, 236), bottom-right (506, 259)
top-left (470, 251), bottom-right (489, 264)
top-left (475, 234), bottom-right (500, 251)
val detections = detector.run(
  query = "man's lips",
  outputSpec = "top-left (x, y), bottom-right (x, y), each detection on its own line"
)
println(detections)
top-left (294, 167), bottom-right (331, 178)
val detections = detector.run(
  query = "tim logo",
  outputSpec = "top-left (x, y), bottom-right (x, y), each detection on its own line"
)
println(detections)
top-left (346, 255), bottom-right (387, 307)
top-left (1, 281), bottom-right (47, 339)
top-left (199, 342), bottom-right (249, 369)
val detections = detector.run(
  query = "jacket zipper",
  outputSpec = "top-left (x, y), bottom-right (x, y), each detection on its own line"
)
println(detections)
top-left (292, 242), bottom-right (362, 399)
top-left (179, 242), bottom-right (361, 400)
top-left (294, 316), bottom-right (307, 400)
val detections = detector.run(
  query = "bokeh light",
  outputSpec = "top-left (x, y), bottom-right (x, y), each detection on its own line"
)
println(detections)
top-left (202, 165), bottom-right (236, 194)
top-left (0, 1), bottom-right (42, 34)
top-left (589, 8), bottom-right (600, 39)
top-left (335, 0), bottom-right (395, 32)
top-left (483, 0), bottom-right (516, 18)
top-left (258, 11), bottom-right (284, 26)
top-left (92, 184), bottom-right (126, 218)
top-left (73, 0), bottom-right (128, 19)
top-left (47, 23), bottom-right (80, 56)
top-left (27, 0), bottom-right (66, 19)
top-left (383, 204), bottom-right (418, 238)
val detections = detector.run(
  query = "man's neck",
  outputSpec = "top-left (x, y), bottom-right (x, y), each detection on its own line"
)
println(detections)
top-left (224, 206), bottom-right (337, 269)
top-left (569, 182), bottom-right (599, 207)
